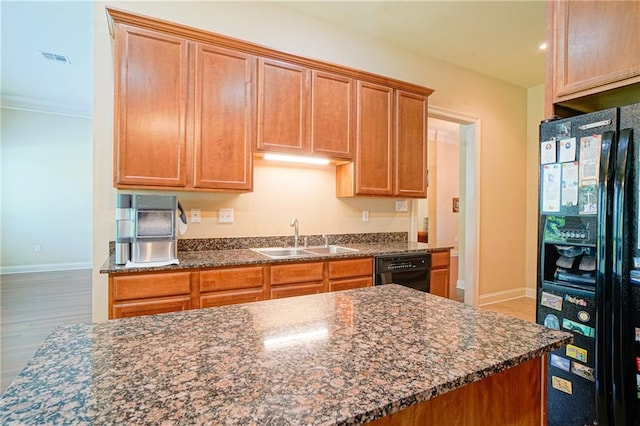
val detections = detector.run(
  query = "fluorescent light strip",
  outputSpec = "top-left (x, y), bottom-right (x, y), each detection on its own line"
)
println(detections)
top-left (263, 153), bottom-right (330, 166)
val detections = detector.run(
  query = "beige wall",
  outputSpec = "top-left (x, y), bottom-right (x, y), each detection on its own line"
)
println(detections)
top-left (525, 85), bottom-right (546, 295)
top-left (93, 1), bottom-right (533, 321)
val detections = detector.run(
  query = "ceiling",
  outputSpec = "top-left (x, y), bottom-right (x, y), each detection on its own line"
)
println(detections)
top-left (0, 1), bottom-right (545, 119)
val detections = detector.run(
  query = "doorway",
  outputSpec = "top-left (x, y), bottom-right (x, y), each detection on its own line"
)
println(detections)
top-left (410, 106), bottom-right (480, 306)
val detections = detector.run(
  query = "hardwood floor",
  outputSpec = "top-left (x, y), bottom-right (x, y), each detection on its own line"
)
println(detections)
top-left (1, 269), bottom-right (92, 393)
top-left (480, 297), bottom-right (537, 323)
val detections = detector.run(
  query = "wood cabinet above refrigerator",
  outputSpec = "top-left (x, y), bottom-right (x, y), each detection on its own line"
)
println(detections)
top-left (547, 0), bottom-right (640, 117)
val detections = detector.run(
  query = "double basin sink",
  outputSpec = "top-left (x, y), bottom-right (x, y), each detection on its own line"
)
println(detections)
top-left (252, 245), bottom-right (359, 259)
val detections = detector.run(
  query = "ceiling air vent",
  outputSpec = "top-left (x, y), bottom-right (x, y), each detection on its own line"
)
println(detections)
top-left (41, 51), bottom-right (71, 65)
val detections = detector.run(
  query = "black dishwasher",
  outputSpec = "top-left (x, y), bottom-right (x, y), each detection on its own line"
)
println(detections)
top-left (374, 252), bottom-right (431, 293)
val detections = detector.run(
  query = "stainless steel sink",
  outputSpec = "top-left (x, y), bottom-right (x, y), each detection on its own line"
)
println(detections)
top-left (305, 245), bottom-right (359, 255)
top-left (251, 247), bottom-right (313, 258)
top-left (251, 245), bottom-right (359, 258)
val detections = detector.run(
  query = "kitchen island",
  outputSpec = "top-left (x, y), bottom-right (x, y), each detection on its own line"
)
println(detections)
top-left (0, 285), bottom-right (570, 425)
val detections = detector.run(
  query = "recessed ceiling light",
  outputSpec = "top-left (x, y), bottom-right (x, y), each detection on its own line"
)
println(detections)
top-left (41, 51), bottom-right (72, 65)
top-left (538, 42), bottom-right (547, 51)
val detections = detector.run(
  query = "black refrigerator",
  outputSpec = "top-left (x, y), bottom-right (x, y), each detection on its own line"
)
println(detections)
top-left (537, 103), bottom-right (640, 426)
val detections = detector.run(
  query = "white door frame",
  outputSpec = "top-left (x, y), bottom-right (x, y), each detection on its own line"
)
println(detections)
top-left (411, 105), bottom-right (481, 306)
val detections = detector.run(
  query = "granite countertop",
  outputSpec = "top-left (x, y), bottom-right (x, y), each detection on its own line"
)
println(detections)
top-left (100, 241), bottom-right (451, 274)
top-left (0, 285), bottom-right (571, 425)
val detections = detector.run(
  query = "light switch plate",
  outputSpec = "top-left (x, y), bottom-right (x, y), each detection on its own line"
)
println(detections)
top-left (219, 208), bottom-right (234, 223)
top-left (362, 209), bottom-right (369, 222)
top-left (395, 200), bottom-right (408, 212)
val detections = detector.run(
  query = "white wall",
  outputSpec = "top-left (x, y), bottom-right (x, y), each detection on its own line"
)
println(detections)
top-left (436, 140), bottom-right (460, 251)
top-left (93, 1), bottom-right (531, 321)
top-left (1, 107), bottom-right (92, 273)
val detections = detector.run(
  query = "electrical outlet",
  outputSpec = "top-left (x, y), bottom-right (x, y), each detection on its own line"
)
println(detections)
top-left (190, 208), bottom-right (201, 223)
top-left (362, 209), bottom-right (369, 222)
top-left (34, 244), bottom-right (41, 252)
top-left (219, 208), bottom-right (234, 223)
top-left (395, 200), bottom-right (408, 212)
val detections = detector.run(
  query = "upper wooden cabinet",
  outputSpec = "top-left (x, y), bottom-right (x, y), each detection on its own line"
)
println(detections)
top-left (257, 58), bottom-right (310, 154)
top-left (311, 71), bottom-right (355, 159)
top-left (193, 44), bottom-right (254, 191)
top-left (336, 84), bottom-right (428, 198)
top-left (111, 23), bottom-right (253, 191)
top-left (549, 0), bottom-right (640, 113)
top-left (113, 24), bottom-right (189, 188)
top-left (107, 8), bottom-right (433, 195)
top-left (395, 90), bottom-right (428, 198)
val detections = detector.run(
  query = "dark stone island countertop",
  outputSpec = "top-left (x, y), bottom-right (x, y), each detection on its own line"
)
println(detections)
top-left (100, 234), bottom-right (451, 274)
top-left (0, 285), bottom-right (571, 425)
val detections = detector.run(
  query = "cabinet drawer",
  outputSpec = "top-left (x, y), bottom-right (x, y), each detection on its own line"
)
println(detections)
top-left (200, 288), bottom-right (265, 309)
top-left (430, 251), bottom-right (450, 269)
top-left (270, 262), bottom-right (324, 285)
top-left (270, 282), bottom-right (324, 299)
top-left (112, 296), bottom-right (191, 319)
top-left (200, 266), bottom-right (264, 292)
top-left (329, 277), bottom-right (372, 292)
top-left (112, 272), bottom-right (192, 301)
top-left (329, 257), bottom-right (372, 279)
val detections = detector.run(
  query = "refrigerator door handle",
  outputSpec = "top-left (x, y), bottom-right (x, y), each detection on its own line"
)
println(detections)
top-left (597, 130), bottom-right (616, 426)
top-left (612, 128), bottom-right (633, 425)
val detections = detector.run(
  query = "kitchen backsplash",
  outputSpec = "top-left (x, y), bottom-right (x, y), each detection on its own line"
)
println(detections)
top-left (108, 232), bottom-right (408, 254)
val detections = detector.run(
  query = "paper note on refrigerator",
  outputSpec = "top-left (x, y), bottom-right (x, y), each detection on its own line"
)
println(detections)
top-left (561, 162), bottom-right (579, 206)
top-left (542, 164), bottom-right (562, 212)
top-left (541, 140), bottom-right (557, 164)
top-left (579, 135), bottom-right (601, 182)
top-left (559, 138), bottom-right (577, 163)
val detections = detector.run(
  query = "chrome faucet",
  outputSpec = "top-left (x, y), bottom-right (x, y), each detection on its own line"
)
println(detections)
top-left (290, 218), bottom-right (299, 248)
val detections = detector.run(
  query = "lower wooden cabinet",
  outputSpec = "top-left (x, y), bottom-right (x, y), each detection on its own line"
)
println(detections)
top-left (328, 258), bottom-right (373, 291)
top-left (109, 271), bottom-right (194, 319)
top-left (108, 256), bottom-right (376, 318)
top-left (199, 265), bottom-right (266, 308)
top-left (429, 251), bottom-right (451, 298)
top-left (269, 261), bottom-right (324, 299)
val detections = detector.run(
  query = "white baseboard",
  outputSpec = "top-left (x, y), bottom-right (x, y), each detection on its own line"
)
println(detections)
top-left (524, 287), bottom-right (537, 299)
top-left (456, 279), bottom-right (465, 290)
top-left (478, 288), bottom-right (536, 306)
top-left (0, 262), bottom-right (92, 275)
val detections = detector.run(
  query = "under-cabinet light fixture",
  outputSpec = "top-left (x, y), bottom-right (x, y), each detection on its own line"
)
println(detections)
top-left (263, 153), bottom-right (330, 166)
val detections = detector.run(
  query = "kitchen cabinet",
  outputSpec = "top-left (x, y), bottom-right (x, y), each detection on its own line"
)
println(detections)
top-left (328, 257), bottom-right (373, 291)
top-left (548, 0), bottom-right (640, 115)
top-left (192, 43), bottom-right (254, 191)
top-left (109, 271), bottom-right (194, 319)
top-left (429, 251), bottom-right (450, 298)
top-left (256, 58), bottom-right (310, 154)
top-left (310, 71), bottom-right (355, 159)
top-left (113, 24), bottom-right (189, 188)
top-left (394, 90), bottom-right (428, 198)
top-left (199, 265), bottom-right (266, 308)
top-left (269, 261), bottom-right (325, 299)
top-left (111, 21), bottom-right (253, 191)
top-left (336, 84), bottom-right (428, 198)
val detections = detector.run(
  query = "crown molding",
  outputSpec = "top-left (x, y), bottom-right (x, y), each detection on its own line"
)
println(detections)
top-left (1, 95), bottom-right (92, 118)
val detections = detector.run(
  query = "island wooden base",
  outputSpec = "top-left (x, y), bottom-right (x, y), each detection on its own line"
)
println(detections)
top-left (370, 357), bottom-right (542, 425)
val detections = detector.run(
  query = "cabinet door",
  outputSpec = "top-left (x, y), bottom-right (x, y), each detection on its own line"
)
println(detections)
top-left (328, 258), bottom-right (373, 279)
top-left (311, 71), bottom-right (355, 159)
top-left (201, 289), bottom-right (264, 308)
top-left (270, 262), bottom-right (324, 285)
top-left (270, 282), bottom-right (324, 299)
top-left (193, 44), bottom-right (254, 190)
top-left (111, 272), bottom-right (192, 300)
top-left (112, 296), bottom-right (191, 319)
top-left (430, 269), bottom-right (450, 299)
top-left (355, 81), bottom-right (393, 195)
top-left (554, 1), bottom-right (640, 100)
top-left (114, 24), bottom-right (189, 188)
top-left (395, 91), bottom-right (427, 198)
top-left (257, 58), bottom-right (310, 153)
top-left (329, 277), bottom-right (372, 292)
